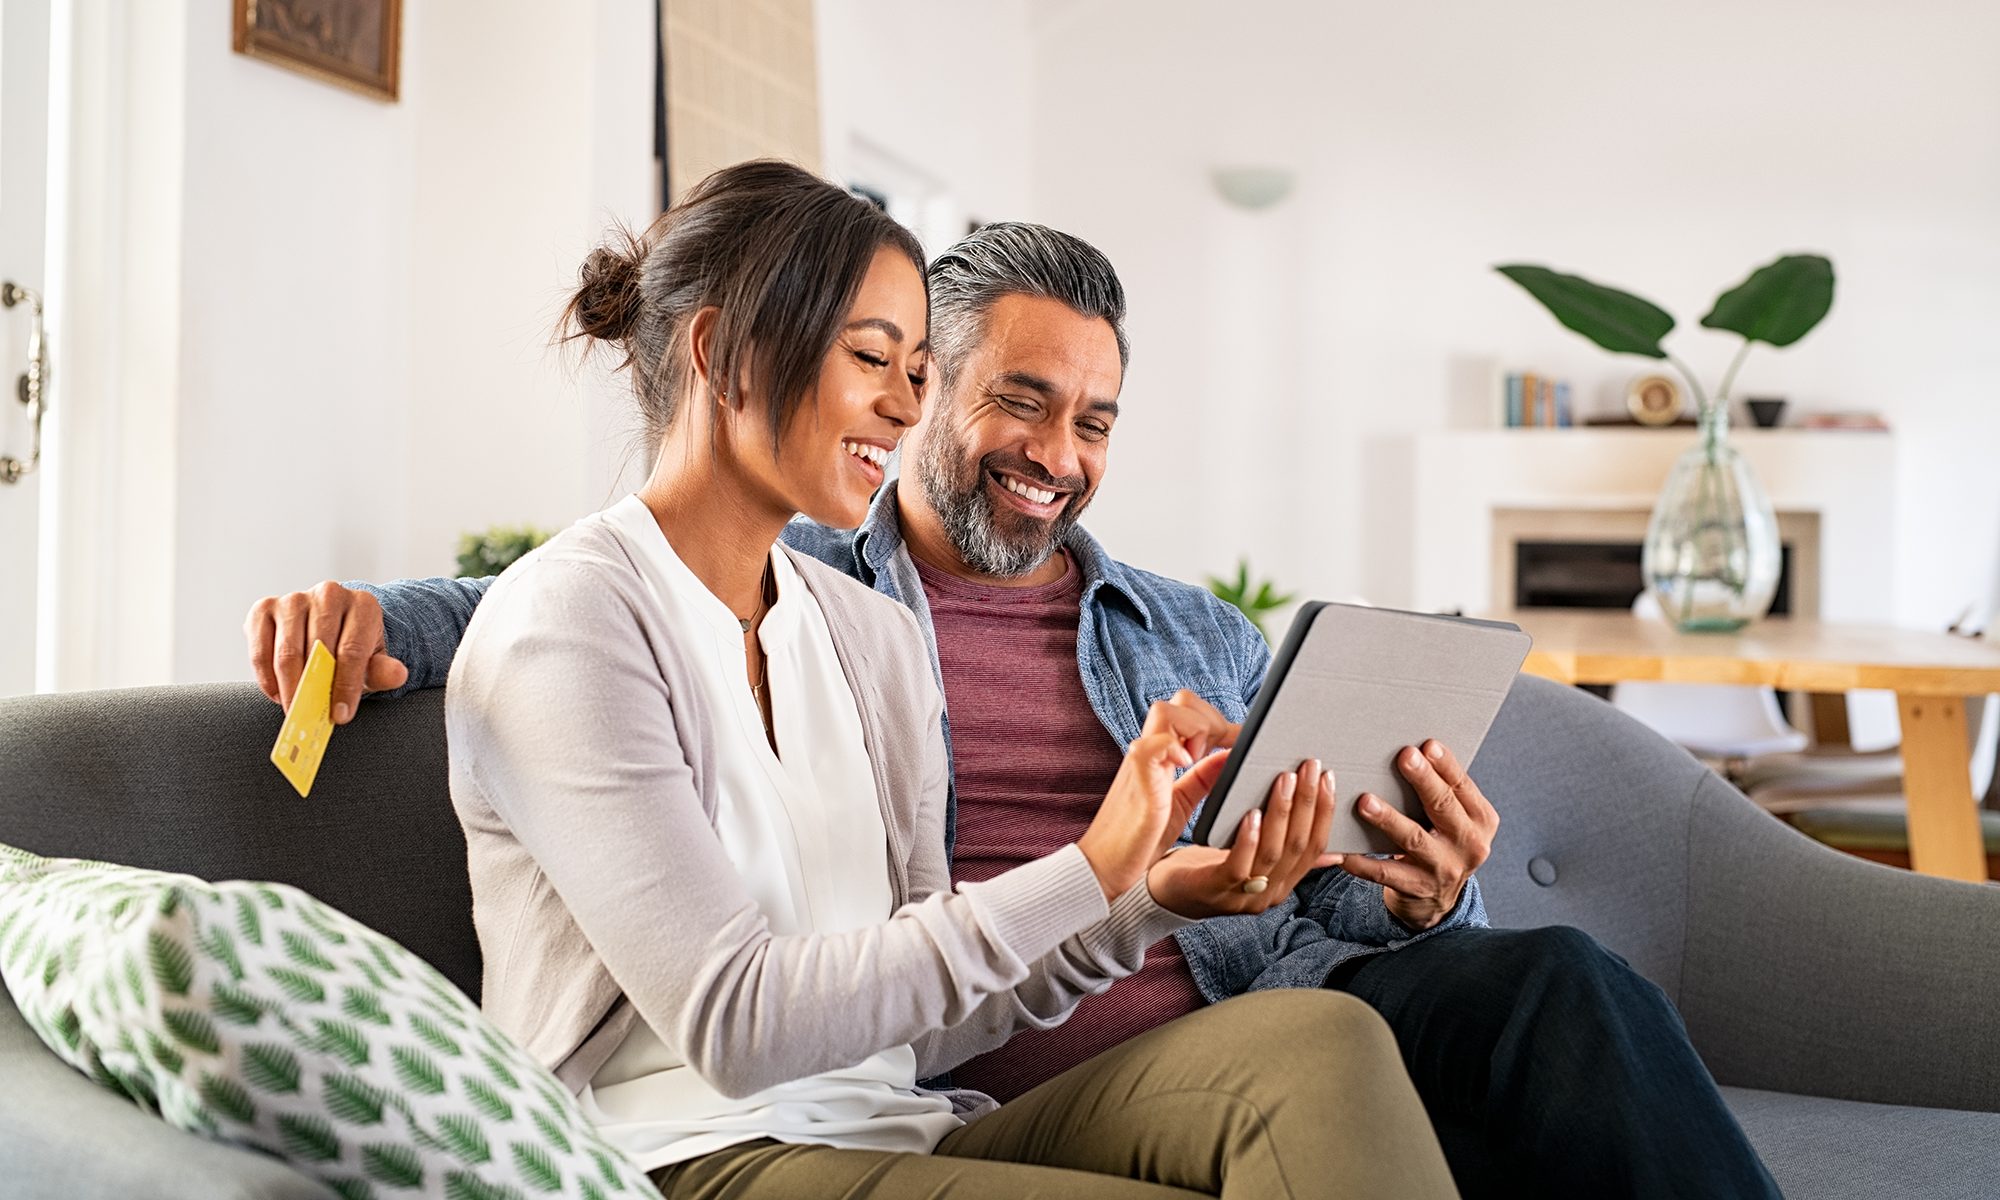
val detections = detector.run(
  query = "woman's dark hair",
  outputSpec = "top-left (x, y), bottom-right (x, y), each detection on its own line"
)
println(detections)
top-left (561, 159), bottom-right (928, 456)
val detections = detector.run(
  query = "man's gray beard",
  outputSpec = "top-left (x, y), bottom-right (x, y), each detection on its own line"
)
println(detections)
top-left (914, 420), bottom-right (1087, 579)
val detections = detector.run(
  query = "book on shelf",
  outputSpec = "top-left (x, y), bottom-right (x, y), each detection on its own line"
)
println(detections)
top-left (1500, 371), bottom-right (1574, 427)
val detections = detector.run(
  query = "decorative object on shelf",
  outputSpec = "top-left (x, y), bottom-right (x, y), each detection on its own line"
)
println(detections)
top-left (1496, 254), bottom-right (1835, 632)
top-left (233, 0), bottom-right (402, 102)
top-left (1206, 559), bottom-right (1296, 641)
top-left (1746, 397), bottom-right (1788, 428)
top-left (456, 525), bottom-right (553, 579)
top-left (1211, 168), bottom-right (1294, 210)
top-left (1626, 373), bottom-right (1686, 426)
top-left (1795, 411), bottom-right (1888, 431)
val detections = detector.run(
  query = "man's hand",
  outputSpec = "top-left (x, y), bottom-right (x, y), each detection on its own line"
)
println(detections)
top-left (1145, 757), bottom-right (1340, 919)
top-left (1336, 739), bottom-right (1497, 932)
top-left (244, 582), bottom-right (407, 724)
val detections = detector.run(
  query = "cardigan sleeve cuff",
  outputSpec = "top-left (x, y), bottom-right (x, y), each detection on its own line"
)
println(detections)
top-left (1059, 875), bottom-right (1199, 978)
top-left (956, 843), bottom-right (1111, 968)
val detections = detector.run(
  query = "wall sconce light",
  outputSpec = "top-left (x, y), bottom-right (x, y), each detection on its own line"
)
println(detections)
top-left (1211, 167), bottom-right (1294, 210)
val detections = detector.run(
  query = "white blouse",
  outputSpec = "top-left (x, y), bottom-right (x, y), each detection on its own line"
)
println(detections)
top-left (578, 496), bottom-right (960, 1169)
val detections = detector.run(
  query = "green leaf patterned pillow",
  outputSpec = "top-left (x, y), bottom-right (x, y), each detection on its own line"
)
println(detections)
top-left (0, 844), bottom-right (654, 1200)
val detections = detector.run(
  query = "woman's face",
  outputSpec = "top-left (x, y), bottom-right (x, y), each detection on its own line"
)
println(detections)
top-left (736, 245), bottom-right (929, 530)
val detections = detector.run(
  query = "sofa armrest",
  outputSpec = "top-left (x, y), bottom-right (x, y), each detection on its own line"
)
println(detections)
top-left (0, 982), bottom-right (334, 1200)
top-left (1680, 771), bottom-right (2000, 1113)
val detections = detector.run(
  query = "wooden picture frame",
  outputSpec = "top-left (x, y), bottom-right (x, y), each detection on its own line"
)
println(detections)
top-left (233, 0), bottom-right (402, 102)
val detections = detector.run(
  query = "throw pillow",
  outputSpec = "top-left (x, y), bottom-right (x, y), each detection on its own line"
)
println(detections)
top-left (0, 844), bottom-right (655, 1200)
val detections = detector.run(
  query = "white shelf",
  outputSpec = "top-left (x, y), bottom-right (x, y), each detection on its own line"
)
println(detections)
top-left (1411, 428), bottom-right (1897, 622)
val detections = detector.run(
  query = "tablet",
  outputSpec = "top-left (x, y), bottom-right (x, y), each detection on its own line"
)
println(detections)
top-left (1189, 602), bottom-right (1532, 854)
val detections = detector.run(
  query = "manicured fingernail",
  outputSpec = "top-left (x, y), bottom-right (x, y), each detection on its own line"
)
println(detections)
top-left (1326, 854), bottom-right (1345, 865)
top-left (1427, 741), bottom-right (1444, 760)
top-left (1278, 773), bottom-right (1297, 799)
top-left (1404, 748), bottom-right (1422, 768)
top-left (333, 703), bottom-right (350, 722)
top-left (1360, 794), bottom-right (1379, 813)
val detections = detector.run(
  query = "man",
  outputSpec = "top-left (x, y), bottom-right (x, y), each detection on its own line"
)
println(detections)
top-left (249, 223), bottom-right (1777, 1198)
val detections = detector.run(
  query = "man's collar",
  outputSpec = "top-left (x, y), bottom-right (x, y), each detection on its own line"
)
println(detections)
top-left (1062, 525), bottom-right (1154, 630)
top-left (857, 478), bottom-right (907, 573)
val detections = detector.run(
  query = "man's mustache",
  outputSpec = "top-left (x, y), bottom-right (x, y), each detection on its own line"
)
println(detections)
top-left (978, 452), bottom-right (1085, 500)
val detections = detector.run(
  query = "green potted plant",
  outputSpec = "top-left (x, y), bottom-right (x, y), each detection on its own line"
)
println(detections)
top-left (456, 525), bottom-right (553, 579)
top-left (1206, 559), bottom-right (1295, 642)
top-left (1496, 254), bottom-right (1835, 631)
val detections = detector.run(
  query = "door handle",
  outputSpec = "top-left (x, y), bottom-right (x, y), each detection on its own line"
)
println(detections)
top-left (1, 280), bottom-right (46, 484)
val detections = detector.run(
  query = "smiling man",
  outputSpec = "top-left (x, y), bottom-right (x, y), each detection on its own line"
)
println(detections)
top-left (248, 222), bottom-right (1778, 1199)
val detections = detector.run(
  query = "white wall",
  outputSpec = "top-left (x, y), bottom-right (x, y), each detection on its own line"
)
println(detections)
top-left (815, 0), bottom-right (1035, 254)
top-left (172, 0), bottom-right (413, 684)
top-left (1017, 0), bottom-right (2000, 629)
top-left (161, 0), bottom-right (654, 684)
top-left (38, 0), bottom-right (1997, 690)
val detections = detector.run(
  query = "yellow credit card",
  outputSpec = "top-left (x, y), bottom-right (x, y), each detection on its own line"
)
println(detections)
top-left (270, 639), bottom-right (336, 797)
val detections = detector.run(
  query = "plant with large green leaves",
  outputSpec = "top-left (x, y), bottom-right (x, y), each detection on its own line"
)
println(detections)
top-left (1494, 254), bottom-right (1834, 417)
top-left (1495, 254), bottom-right (1834, 632)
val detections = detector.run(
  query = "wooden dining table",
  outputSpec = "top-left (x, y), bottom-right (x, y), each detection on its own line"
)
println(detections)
top-left (1495, 611), bottom-right (2000, 883)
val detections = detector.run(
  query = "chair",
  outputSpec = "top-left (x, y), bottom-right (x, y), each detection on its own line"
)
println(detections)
top-left (1609, 680), bottom-right (1808, 758)
top-left (1611, 596), bottom-right (2000, 874)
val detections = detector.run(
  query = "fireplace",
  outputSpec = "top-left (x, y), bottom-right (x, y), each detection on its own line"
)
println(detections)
top-left (1495, 508), bottom-right (1819, 617)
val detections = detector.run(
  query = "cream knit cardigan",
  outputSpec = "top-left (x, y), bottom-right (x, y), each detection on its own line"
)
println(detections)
top-left (444, 511), bottom-right (1189, 1101)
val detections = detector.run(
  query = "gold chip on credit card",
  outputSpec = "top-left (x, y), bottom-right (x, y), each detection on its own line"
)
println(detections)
top-left (270, 639), bottom-right (336, 797)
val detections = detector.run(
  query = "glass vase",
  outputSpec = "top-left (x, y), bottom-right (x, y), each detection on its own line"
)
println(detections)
top-left (1642, 404), bottom-right (1781, 632)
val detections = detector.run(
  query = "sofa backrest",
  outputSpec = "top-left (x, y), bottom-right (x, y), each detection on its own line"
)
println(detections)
top-left (0, 684), bottom-right (479, 1002)
top-left (1469, 672), bottom-right (1711, 1007)
top-left (3, 674), bottom-right (1704, 1017)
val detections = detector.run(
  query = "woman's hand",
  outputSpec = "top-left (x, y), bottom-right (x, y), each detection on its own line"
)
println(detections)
top-left (1337, 740), bottom-right (1497, 931)
top-left (1077, 690), bottom-right (1237, 902)
top-left (1145, 758), bottom-right (1340, 918)
top-left (244, 582), bottom-right (408, 723)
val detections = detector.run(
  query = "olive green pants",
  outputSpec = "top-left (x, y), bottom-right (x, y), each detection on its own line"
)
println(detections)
top-left (650, 990), bottom-right (1459, 1200)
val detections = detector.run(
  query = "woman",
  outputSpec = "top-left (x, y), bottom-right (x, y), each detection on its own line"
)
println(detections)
top-left (446, 160), bottom-right (1458, 1199)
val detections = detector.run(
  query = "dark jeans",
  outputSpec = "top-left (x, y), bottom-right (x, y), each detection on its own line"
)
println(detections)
top-left (1327, 925), bottom-right (1781, 1200)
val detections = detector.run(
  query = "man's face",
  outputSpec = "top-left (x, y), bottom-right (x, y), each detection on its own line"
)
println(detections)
top-left (912, 294), bottom-right (1124, 578)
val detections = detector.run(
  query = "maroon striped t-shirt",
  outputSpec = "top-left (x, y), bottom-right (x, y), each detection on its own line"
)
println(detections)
top-left (913, 550), bottom-right (1207, 1102)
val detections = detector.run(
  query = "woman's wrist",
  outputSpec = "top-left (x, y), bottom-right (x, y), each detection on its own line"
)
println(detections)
top-left (1076, 832), bottom-right (1145, 903)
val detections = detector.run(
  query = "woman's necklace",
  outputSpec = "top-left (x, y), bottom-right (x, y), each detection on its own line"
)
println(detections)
top-left (739, 557), bottom-right (777, 751)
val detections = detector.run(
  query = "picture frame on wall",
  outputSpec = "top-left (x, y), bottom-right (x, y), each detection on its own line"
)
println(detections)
top-left (232, 0), bottom-right (402, 102)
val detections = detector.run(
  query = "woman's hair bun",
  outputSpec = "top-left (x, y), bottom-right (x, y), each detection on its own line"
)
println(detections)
top-left (564, 232), bottom-right (646, 344)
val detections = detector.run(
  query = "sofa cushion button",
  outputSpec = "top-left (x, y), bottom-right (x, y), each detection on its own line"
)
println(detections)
top-left (1528, 857), bottom-right (1557, 887)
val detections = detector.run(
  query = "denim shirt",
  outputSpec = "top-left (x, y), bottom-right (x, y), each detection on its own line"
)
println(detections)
top-left (359, 482), bottom-right (1484, 1004)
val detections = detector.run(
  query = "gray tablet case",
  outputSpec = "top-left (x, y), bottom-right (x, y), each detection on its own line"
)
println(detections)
top-left (1190, 602), bottom-right (1532, 855)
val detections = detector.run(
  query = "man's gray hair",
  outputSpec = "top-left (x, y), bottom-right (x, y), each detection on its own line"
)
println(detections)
top-left (926, 222), bottom-right (1130, 398)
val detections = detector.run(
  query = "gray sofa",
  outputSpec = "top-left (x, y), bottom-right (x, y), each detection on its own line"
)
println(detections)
top-left (2, 674), bottom-right (1997, 1198)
